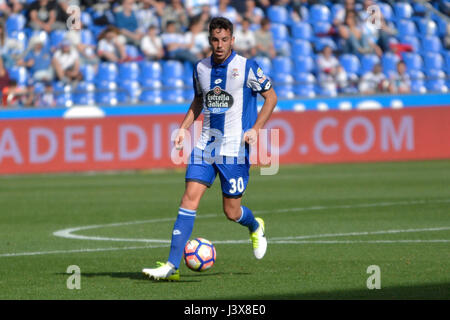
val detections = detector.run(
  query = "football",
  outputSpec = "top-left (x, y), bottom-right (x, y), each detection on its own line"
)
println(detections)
top-left (183, 238), bottom-right (216, 272)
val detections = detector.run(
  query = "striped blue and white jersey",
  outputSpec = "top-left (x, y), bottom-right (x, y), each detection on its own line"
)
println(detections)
top-left (193, 51), bottom-right (272, 157)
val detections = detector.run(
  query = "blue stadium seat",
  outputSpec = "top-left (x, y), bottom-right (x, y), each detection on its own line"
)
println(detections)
top-left (378, 3), bottom-right (394, 21)
top-left (426, 70), bottom-right (447, 93)
top-left (400, 35), bottom-right (420, 52)
top-left (49, 30), bottom-right (67, 49)
top-left (421, 36), bottom-right (442, 53)
top-left (314, 37), bottom-right (337, 52)
top-left (309, 4), bottom-right (330, 23)
top-left (423, 52), bottom-right (444, 70)
top-left (81, 29), bottom-right (96, 46)
top-left (331, 3), bottom-right (344, 22)
top-left (119, 80), bottom-right (141, 103)
top-left (73, 82), bottom-right (96, 105)
top-left (183, 89), bottom-right (194, 102)
top-left (270, 23), bottom-right (289, 41)
top-left (293, 73), bottom-right (316, 97)
top-left (416, 18), bottom-right (438, 37)
top-left (402, 52), bottom-right (423, 71)
top-left (273, 39), bottom-right (291, 55)
top-left (125, 45), bottom-right (140, 59)
top-left (53, 82), bottom-right (73, 107)
top-left (253, 56), bottom-right (272, 77)
top-left (291, 39), bottom-right (312, 57)
top-left (139, 61), bottom-right (162, 84)
top-left (96, 62), bottom-right (118, 83)
top-left (360, 54), bottom-right (380, 74)
top-left (433, 14), bottom-right (448, 37)
top-left (393, 2), bottom-right (413, 20)
top-left (444, 51), bottom-right (450, 73)
top-left (8, 66), bottom-right (28, 85)
top-left (119, 62), bottom-right (140, 82)
top-left (291, 22), bottom-right (312, 40)
top-left (397, 20), bottom-right (417, 38)
top-left (267, 5), bottom-right (289, 24)
top-left (80, 64), bottom-right (96, 83)
top-left (340, 54), bottom-right (361, 75)
top-left (381, 52), bottom-right (400, 76)
top-left (409, 70), bottom-right (426, 93)
top-left (294, 56), bottom-right (314, 73)
top-left (8, 31), bottom-right (27, 54)
top-left (140, 89), bottom-right (162, 104)
top-left (162, 60), bottom-right (184, 81)
top-left (80, 12), bottom-right (93, 28)
top-left (5, 14), bottom-right (26, 34)
top-left (96, 81), bottom-right (118, 105)
top-left (272, 56), bottom-right (293, 75)
top-left (312, 21), bottom-right (332, 36)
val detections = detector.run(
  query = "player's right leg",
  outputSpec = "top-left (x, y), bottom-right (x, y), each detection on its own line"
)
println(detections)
top-left (143, 149), bottom-right (215, 281)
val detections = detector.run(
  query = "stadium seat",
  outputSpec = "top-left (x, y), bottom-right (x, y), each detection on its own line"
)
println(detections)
top-left (393, 2), bottom-right (413, 20)
top-left (291, 39), bottom-right (312, 57)
top-left (331, 3), bottom-right (344, 22)
top-left (360, 54), bottom-right (380, 74)
top-left (8, 31), bottom-right (27, 54)
top-left (340, 54), bottom-right (361, 75)
top-left (270, 23), bottom-right (289, 41)
top-left (400, 35), bottom-right (420, 52)
top-left (444, 51), bottom-right (450, 73)
top-left (397, 20), bottom-right (417, 38)
top-left (162, 60), bottom-right (184, 81)
top-left (291, 22), bottom-right (313, 40)
top-left (312, 21), bottom-right (332, 36)
top-left (294, 56), bottom-right (314, 73)
top-left (119, 62), bottom-right (140, 82)
top-left (49, 30), bottom-right (67, 49)
top-left (8, 66), bottom-right (28, 85)
top-left (6, 14), bottom-right (26, 35)
top-left (80, 12), bottom-right (93, 28)
top-left (293, 72), bottom-right (316, 98)
top-left (423, 52), bottom-right (444, 70)
top-left (161, 78), bottom-right (184, 102)
top-left (125, 45), bottom-right (140, 59)
top-left (273, 39), bottom-right (291, 56)
top-left (119, 80), bottom-right (141, 103)
top-left (402, 52), bottom-right (423, 71)
top-left (267, 5), bottom-right (289, 24)
top-left (421, 36), bottom-right (442, 53)
top-left (416, 18), bottom-right (438, 37)
top-left (254, 56), bottom-right (272, 77)
top-left (73, 82), bottom-right (96, 105)
top-left (139, 61), bottom-right (162, 84)
top-left (96, 62), bottom-right (118, 83)
top-left (409, 69), bottom-right (426, 93)
top-left (139, 89), bottom-right (162, 104)
top-left (381, 52), bottom-right (400, 76)
top-left (272, 56), bottom-right (293, 75)
top-left (314, 37), bottom-right (337, 52)
top-left (426, 75), bottom-right (448, 93)
top-left (378, 3), bottom-right (394, 21)
top-left (80, 64), bottom-right (96, 83)
top-left (80, 29), bottom-right (96, 46)
top-left (96, 81), bottom-right (118, 105)
top-left (309, 4), bottom-right (330, 23)
top-left (53, 82), bottom-right (73, 107)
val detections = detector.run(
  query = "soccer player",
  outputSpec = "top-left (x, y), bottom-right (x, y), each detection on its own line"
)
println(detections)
top-left (143, 17), bottom-right (277, 281)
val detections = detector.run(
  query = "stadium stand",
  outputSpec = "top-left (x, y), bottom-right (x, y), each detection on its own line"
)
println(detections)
top-left (0, 0), bottom-right (449, 108)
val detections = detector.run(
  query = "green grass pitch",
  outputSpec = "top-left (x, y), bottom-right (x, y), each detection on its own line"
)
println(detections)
top-left (0, 160), bottom-right (449, 300)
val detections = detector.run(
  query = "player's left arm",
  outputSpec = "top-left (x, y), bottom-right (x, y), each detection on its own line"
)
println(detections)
top-left (244, 87), bottom-right (277, 145)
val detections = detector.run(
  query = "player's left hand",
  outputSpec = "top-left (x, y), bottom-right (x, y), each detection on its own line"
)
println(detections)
top-left (243, 128), bottom-right (258, 146)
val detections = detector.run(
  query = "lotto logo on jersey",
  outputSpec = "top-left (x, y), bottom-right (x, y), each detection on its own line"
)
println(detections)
top-left (205, 86), bottom-right (234, 114)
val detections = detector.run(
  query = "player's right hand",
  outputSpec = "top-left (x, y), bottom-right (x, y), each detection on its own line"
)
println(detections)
top-left (174, 128), bottom-right (185, 150)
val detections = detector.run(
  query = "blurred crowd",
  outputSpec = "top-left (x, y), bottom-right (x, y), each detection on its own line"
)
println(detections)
top-left (0, 0), bottom-right (449, 107)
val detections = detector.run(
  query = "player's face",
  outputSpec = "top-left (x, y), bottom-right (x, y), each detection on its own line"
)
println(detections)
top-left (209, 28), bottom-right (234, 64)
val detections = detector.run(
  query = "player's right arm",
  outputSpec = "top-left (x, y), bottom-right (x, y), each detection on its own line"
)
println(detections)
top-left (174, 95), bottom-right (203, 150)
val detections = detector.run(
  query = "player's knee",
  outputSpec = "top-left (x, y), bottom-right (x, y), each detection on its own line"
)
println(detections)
top-left (180, 192), bottom-right (200, 211)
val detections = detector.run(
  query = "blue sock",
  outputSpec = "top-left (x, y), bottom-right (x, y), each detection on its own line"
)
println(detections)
top-left (236, 206), bottom-right (259, 233)
top-left (167, 208), bottom-right (196, 269)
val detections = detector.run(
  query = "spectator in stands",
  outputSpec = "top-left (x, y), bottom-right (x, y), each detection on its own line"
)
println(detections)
top-left (114, 0), bottom-right (144, 46)
top-left (18, 36), bottom-right (53, 82)
top-left (2, 79), bottom-right (26, 107)
top-left (184, 17), bottom-right (210, 60)
top-left (338, 10), bottom-right (381, 56)
top-left (0, 56), bottom-right (9, 96)
top-left (0, 20), bottom-right (25, 69)
top-left (184, 0), bottom-right (213, 17)
top-left (388, 60), bottom-right (411, 94)
top-left (97, 25), bottom-right (128, 63)
top-left (234, 17), bottom-right (256, 58)
top-left (140, 25), bottom-right (165, 60)
top-left (158, 0), bottom-right (189, 32)
top-left (135, 0), bottom-right (159, 33)
top-left (196, 4), bottom-right (212, 33)
top-left (65, 23), bottom-right (100, 67)
top-left (290, 0), bottom-right (308, 23)
top-left (5, 0), bottom-right (24, 14)
top-left (243, 0), bottom-right (264, 26)
top-left (211, 0), bottom-right (241, 25)
top-left (28, 0), bottom-right (65, 32)
top-left (376, 14), bottom-right (397, 53)
top-left (37, 81), bottom-right (56, 108)
top-left (254, 17), bottom-right (276, 59)
top-left (52, 39), bottom-right (83, 83)
top-left (316, 45), bottom-right (348, 95)
top-left (161, 20), bottom-right (198, 64)
top-left (358, 63), bottom-right (389, 94)
top-left (443, 23), bottom-right (450, 50)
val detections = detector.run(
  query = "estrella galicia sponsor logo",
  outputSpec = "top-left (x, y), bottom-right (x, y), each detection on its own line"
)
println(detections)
top-left (205, 86), bottom-right (234, 114)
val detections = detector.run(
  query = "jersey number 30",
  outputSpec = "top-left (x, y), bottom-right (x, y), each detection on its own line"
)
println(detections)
top-left (229, 177), bottom-right (244, 194)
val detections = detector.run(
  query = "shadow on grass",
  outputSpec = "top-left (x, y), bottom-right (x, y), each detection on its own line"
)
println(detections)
top-left (219, 282), bottom-right (450, 300)
top-left (56, 271), bottom-right (251, 283)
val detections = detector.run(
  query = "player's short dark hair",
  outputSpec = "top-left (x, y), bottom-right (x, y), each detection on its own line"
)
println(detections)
top-left (209, 17), bottom-right (233, 36)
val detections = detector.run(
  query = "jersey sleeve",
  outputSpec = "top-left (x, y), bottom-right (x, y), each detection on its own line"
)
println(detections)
top-left (192, 62), bottom-right (202, 97)
top-left (246, 59), bottom-right (272, 93)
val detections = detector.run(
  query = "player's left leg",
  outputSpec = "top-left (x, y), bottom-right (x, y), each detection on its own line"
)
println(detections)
top-left (218, 161), bottom-right (267, 259)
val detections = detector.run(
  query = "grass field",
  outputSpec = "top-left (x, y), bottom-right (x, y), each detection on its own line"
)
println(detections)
top-left (0, 160), bottom-right (449, 300)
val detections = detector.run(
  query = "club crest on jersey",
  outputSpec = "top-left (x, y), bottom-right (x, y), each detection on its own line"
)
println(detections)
top-left (205, 86), bottom-right (234, 114)
top-left (232, 68), bottom-right (239, 78)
